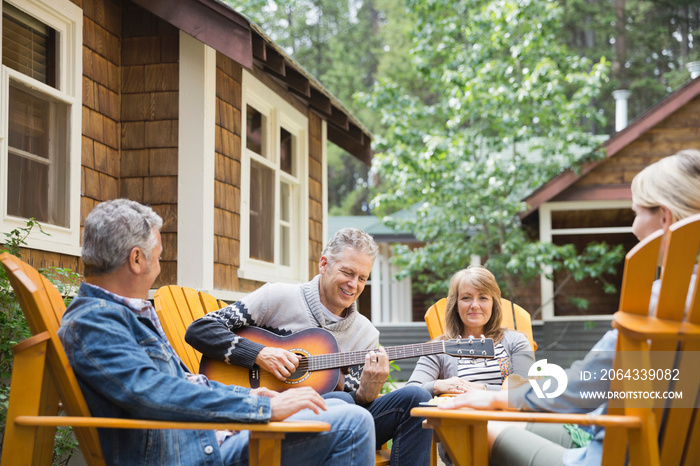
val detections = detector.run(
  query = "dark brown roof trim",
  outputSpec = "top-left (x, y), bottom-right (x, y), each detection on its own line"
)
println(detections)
top-left (521, 77), bottom-right (700, 218)
top-left (131, 0), bottom-right (253, 68)
top-left (132, 0), bottom-right (373, 163)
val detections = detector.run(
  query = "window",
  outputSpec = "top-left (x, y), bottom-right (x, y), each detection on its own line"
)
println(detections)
top-left (240, 70), bottom-right (308, 282)
top-left (539, 200), bottom-right (633, 321)
top-left (0, 0), bottom-right (81, 253)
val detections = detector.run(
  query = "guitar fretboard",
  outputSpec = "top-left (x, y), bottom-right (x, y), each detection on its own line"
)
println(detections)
top-left (305, 340), bottom-right (489, 371)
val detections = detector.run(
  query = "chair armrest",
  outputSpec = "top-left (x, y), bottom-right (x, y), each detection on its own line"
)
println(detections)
top-left (15, 416), bottom-right (330, 432)
top-left (613, 312), bottom-right (700, 341)
top-left (411, 407), bottom-right (642, 429)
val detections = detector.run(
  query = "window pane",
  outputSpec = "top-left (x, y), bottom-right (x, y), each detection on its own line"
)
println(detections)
top-left (250, 161), bottom-right (274, 262)
top-left (7, 152), bottom-right (48, 222)
top-left (2, 2), bottom-right (56, 87)
top-left (552, 233), bottom-right (636, 317)
top-left (552, 209), bottom-right (635, 229)
top-left (246, 105), bottom-right (264, 156)
top-left (7, 83), bottom-right (69, 227)
top-left (280, 182), bottom-right (290, 222)
top-left (8, 85), bottom-right (50, 157)
top-left (280, 225), bottom-right (290, 266)
top-left (280, 127), bottom-right (293, 175)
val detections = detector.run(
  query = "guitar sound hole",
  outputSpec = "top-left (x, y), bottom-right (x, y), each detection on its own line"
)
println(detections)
top-left (287, 353), bottom-right (309, 382)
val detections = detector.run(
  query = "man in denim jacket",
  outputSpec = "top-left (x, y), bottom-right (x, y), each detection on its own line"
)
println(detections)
top-left (58, 199), bottom-right (375, 466)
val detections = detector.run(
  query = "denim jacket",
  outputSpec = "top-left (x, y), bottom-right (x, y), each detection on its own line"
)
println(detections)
top-left (58, 283), bottom-right (272, 466)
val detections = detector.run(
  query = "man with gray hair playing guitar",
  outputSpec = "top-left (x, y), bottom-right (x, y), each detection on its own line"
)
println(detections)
top-left (187, 228), bottom-right (434, 465)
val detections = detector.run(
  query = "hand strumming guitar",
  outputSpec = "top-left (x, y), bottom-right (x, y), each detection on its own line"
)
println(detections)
top-left (255, 346), bottom-right (301, 382)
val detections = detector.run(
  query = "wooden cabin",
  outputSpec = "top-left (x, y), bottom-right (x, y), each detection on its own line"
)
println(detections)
top-left (0, 0), bottom-right (372, 301)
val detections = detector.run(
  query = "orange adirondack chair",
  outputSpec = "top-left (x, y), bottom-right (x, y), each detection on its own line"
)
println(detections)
top-left (425, 297), bottom-right (537, 351)
top-left (0, 253), bottom-right (329, 466)
top-left (413, 212), bottom-right (700, 466)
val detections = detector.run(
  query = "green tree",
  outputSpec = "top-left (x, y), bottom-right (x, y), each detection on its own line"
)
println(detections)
top-left (561, 0), bottom-right (700, 133)
top-left (360, 0), bottom-right (624, 306)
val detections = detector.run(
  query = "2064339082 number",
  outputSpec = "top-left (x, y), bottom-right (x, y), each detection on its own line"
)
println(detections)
top-left (599, 368), bottom-right (680, 381)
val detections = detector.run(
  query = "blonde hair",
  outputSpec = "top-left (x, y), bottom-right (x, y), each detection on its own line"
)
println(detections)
top-left (443, 266), bottom-right (504, 343)
top-left (631, 149), bottom-right (700, 223)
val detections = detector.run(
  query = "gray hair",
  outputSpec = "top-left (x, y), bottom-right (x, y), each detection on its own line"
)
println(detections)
top-left (322, 227), bottom-right (378, 268)
top-left (82, 199), bottom-right (163, 276)
top-left (631, 149), bottom-right (700, 223)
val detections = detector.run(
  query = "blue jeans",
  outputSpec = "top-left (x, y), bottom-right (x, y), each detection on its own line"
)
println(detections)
top-left (324, 386), bottom-right (432, 466)
top-left (220, 398), bottom-right (375, 466)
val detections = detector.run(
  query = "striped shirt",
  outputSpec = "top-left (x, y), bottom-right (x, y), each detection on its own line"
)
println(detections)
top-left (457, 342), bottom-right (511, 386)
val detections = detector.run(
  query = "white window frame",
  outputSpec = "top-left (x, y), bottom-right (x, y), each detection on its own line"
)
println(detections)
top-left (370, 242), bottom-right (412, 324)
top-left (539, 199), bottom-right (633, 322)
top-left (0, 0), bottom-right (82, 255)
top-left (239, 70), bottom-right (309, 283)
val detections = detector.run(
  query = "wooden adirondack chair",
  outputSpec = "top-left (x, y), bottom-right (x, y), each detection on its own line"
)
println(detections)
top-left (0, 253), bottom-right (329, 466)
top-left (424, 297), bottom-right (538, 351)
top-left (412, 212), bottom-right (700, 466)
top-left (154, 284), bottom-right (393, 465)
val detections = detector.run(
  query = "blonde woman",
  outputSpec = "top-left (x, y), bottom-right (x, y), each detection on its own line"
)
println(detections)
top-left (407, 266), bottom-right (534, 395)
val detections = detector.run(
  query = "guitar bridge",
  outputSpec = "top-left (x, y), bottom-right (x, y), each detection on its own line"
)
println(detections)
top-left (249, 365), bottom-right (261, 388)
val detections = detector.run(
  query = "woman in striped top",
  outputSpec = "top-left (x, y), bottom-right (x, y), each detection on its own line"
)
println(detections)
top-left (407, 266), bottom-right (535, 395)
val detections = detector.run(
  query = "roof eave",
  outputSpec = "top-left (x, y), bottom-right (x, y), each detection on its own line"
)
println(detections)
top-left (131, 0), bottom-right (373, 163)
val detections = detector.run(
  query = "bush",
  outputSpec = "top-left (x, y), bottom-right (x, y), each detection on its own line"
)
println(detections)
top-left (0, 219), bottom-right (81, 465)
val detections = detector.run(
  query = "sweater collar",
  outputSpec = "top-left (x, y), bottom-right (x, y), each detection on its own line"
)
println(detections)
top-left (302, 275), bottom-right (358, 330)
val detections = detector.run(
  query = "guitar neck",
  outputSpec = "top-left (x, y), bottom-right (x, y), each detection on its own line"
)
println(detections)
top-left (308, 341), bottom-right (446, 371)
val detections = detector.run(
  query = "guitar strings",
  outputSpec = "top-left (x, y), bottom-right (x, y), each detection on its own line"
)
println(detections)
top-left (292, 340), bottom-right (490, 371)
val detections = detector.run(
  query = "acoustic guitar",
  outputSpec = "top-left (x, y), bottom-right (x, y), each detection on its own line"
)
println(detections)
top-left (199, 326), bottom-right (495, 394)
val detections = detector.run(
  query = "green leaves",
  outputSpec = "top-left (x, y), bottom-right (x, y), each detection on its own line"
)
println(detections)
top-left (366, 0), bottom-right (622, 308)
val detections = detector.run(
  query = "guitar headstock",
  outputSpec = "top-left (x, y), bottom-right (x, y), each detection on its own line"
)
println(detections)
top-left (443, 337), bottom-right (495, 358)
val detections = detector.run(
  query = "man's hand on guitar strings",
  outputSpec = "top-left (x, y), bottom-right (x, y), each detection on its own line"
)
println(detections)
top-left (269, 387), bottom-right (327, 420)
top-left (255, 346), bottom-right (301, 381)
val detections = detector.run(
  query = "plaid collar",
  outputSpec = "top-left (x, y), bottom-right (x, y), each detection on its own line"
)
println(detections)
top-left (83, 282), bottom-right (169, 341)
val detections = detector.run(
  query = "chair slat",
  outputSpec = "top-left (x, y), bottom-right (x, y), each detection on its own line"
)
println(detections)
top-left (198, 291), bottom-right (221, 313)
top-left (657, 217), bottom-right (700, 321)
top-left (687, 257), bottom-right (700, 325)
top-left (619, 230), bottom-right (663, 316)
top-left (658, 341), bottom-right (700, 466)
top-left (154, 285), bottom-right (203, 372)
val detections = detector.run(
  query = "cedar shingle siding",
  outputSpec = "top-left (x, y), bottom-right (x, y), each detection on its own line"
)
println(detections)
top-left (120, 3), bottom-right (179, 287)
top-left (214, 53), bottom-right (242, 291)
